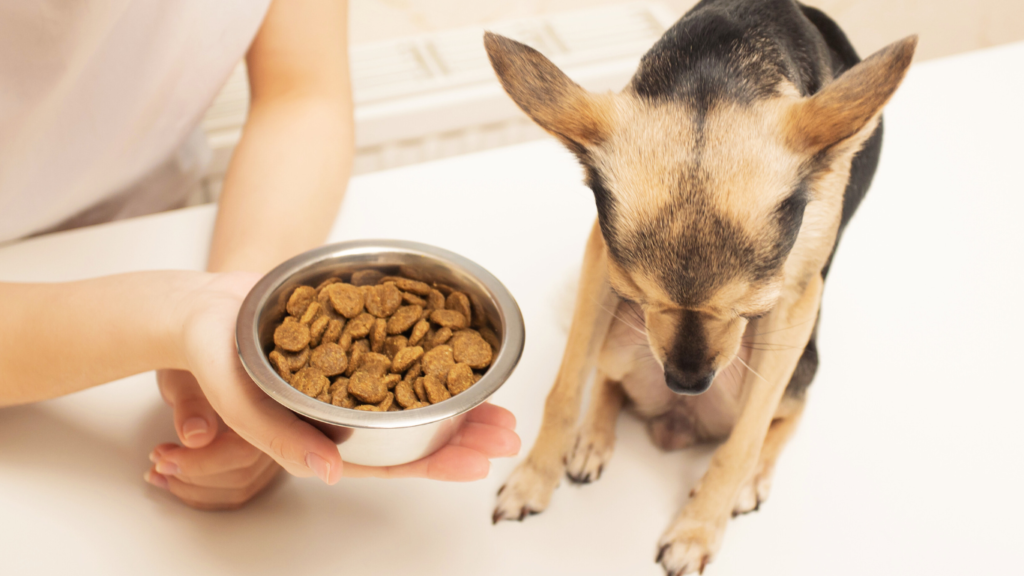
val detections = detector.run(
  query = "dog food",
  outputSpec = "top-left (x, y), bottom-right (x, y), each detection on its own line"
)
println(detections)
top-left (268, 271), bottom-right (499, 411)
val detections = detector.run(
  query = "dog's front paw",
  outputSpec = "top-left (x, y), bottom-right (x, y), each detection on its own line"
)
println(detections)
top-left (732, 465), bottom-right (774, 516)
top-left (492, 459), bottom-right (560, 523)
top-left (564, 430), bottom-right (614, 484)
top-left (656, 516), bottom-right (726, 575)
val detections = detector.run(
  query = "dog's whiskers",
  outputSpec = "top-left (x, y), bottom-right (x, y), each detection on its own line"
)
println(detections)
top-left (591, 296), bottom-right (647, 338)
top-left (734, 354), bottom-right (768, 384)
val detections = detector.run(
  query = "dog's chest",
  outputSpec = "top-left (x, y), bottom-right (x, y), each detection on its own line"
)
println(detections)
top-left (597, 301), bottom-right (749, 440)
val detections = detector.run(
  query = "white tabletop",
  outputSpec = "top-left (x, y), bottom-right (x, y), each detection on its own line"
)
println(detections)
top-left (2, 41), bottom-right (1023, 576)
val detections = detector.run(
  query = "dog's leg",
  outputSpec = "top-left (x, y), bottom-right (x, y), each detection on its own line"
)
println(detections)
top-left (657, 275), bottom-right (823, 576)
top-left (732, 396), bottom-right (805, 516)
top-left (565, 374), bottom-right (624, 484)
top-left (493, 221), bottom-right (617, 522)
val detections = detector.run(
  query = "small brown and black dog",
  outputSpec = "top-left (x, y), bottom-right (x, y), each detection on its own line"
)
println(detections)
top-left (485, 0), bottom-right (915, 573)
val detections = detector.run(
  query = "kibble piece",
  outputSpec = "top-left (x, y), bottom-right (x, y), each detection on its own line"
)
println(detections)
top-left (316, 289), bottom-right (343, 322)
top-left (383, 374), bottom-right (402, 389)
top-left (427, 289), bottom-right (446, 310)
top-left (390, 277), bottom-right (432, 296)
top-left (422, 345), bottom-right (455, 378)
top-left (370, 318), bottom-right (387, 353)
top-left (395, 381), bottom-right (418, 408)
top-left (299, 301), bottom-right (322, 325)
top-left (286, 286), bottom-right (317, 318)
top-left (432, 283), bottom-right (455, 296)
top-left (377, 392), bottom-right (395, 411)
top-left (316, 391), bottom-right (332, 403)
top-left (429, 309), bottom-right (468, 330)
top-left (408, 319), bottom-right (430, 345)
top-left (447, 363), bottom-right (475, 395)
top-left (428, 327), bottom-right (453, 349)
top-left (413, 377), bottom-right (428, 402)
top-left (292, 367), bottom-right (329, 398)
top-left (344, 312), bottom-right (375, 339)
top-left (479, 326), bottom-right (501, 351)
top-left (387, 305), bottom-right (422, 335)
top-left (365, 283), bottom-right (403, 317)
top-left (409, 401), bottom-right (432, 409)
top-left (268, 350), bottom-right (293, 382)
top-left (445, 292), bottom-right (472, 325)
top-left (359, 352), bottom-right (392, 377)
top-left (348, 372), bottom-right (388, 404)
top-left (316, 277), bottom-right (343, 292)
top-left (345, 339), bottom-right (370, 377)
top-left (309, 315), bottom-right (330, 347)
top-left (329, 377), bottom-right (349, 398)
top-left (355, 404), bottom-right (382, 412)
top-left (350, 269), bottom-right (385, 287)
top-left (404, 361), bottom-right (422, 382)
top-left (391, 346), bottom-right (424, 373)
top-left (384, 335), bottom-right (408, 359)
top-left (325, 283), bottom-right (365, 319)
top-left (274, 319), bottom-right (311, 352)
top-left (310, 343), bottom-right (348, 376)
top-left (422, 374), bottom-right (451, 404)
top-left (273, 346), bottom-right (310, 371)
top-left (323, 318), bottom-right (344, 346)
top-left (452, 330), bottom-right (493, 369)
top-left (402, 292), bottom-right (427, 307)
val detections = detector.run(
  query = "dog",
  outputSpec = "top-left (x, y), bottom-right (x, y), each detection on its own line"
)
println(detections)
top-left (484, 0), bottom-right (915, 573)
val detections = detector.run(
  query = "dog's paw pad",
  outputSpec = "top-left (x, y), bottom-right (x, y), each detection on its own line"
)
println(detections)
top-left (492, 460), bottom-right (559, 524)
top-left (564, 434), bottom-right (614, 484)
top-left (657, 519), bottom-right (723, 575)
top-left (731, 468), bottom-right (774, 517)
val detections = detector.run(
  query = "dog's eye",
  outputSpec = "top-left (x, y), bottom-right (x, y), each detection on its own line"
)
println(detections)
top-left (740, 313), bottom-right (766, 321)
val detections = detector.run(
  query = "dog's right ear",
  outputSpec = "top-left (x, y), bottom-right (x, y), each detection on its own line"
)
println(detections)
top-left (484, 32), bottom-right (613, 153)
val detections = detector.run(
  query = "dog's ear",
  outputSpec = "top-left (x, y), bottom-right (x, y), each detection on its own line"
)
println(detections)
top-left (787, 35), bottom-right (917, 152)
top-left (484, 32), bottom-right (613, 152)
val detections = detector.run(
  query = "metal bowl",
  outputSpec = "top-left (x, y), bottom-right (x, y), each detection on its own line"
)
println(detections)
top-left (235, 240), bottom-right (525, 467)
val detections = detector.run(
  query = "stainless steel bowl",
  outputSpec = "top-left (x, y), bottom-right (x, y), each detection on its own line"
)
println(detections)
top-left (235, 240), bottom-right (525, 467)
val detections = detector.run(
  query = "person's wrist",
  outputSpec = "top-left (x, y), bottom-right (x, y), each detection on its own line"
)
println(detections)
top-left (162, 271), bottom-right (218, 372)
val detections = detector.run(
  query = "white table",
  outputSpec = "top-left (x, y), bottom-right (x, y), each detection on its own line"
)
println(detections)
top-left (2, 41), bottom-right (1022, 576)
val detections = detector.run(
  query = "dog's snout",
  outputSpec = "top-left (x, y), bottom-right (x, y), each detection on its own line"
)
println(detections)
top-left (664, 366), bottom-right (715, 395)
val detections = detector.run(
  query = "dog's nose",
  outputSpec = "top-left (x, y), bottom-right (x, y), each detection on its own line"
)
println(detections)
top-left (664, 367), bottom-right (715, 395)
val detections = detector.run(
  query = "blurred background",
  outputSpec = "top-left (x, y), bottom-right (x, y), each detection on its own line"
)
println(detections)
top-left (195, 0), bottom-right (1024, 202)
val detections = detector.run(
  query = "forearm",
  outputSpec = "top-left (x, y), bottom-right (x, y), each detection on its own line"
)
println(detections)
top-left (0, 271), bottom-right (207, 406)
top-left (207, 94), bottom-right (353, 274)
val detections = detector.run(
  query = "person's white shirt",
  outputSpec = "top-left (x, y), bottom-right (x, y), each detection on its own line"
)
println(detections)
top-left (0, 0), bottom-right (271, 243)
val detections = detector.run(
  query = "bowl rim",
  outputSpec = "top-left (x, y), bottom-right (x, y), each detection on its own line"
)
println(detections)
top-left (235, 239), bottom-right (525, 430)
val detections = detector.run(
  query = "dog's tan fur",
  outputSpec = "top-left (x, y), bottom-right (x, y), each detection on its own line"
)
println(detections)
top-left (486, 30), bottom-right (916, 575)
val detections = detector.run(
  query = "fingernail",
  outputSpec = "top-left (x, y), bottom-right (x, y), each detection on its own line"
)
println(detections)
top-left (148, 450), bottom-right (159, 463)
top-left (144, 470), bottom-right (169, 490)
top-left (305, 452), bottom-right (332, 485)
top-left (155, 460), bottom-right (180, 476)
top-left (182, 417), bottom-right (208, 440)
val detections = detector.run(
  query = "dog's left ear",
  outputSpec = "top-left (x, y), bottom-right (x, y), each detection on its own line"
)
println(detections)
top-left (787, 35), bottom-right (918, 152)
top-left (484, 31), bottom-right (614, 153)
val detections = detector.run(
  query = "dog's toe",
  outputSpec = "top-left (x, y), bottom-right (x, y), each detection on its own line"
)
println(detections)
top-left (657, 517), bottom-right (724, 575)
top-left (492, 459), bottom-right (559, 524)
top-left (731, 468), bottom-right (774, 516)
top-left (564, 433), bottom-right (613, 485)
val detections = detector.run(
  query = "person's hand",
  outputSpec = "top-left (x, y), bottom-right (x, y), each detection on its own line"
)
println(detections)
top-left (144, 272), bottom-right (520, 508)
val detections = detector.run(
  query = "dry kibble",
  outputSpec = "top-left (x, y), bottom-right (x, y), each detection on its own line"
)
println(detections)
top-left (323, 318), bottom-right (344, 346)
top-left (395, 380), bottom-right (417, 408)
top-left (447, 363), bottom-right (475, 395)
top-left (310, 342), bottom-right (348, 376)
top-left (427, 289), bottom-right (446, 310)
top-left (446, 292), bottom-right (472, 324)
top-left (365, 283), bottom-right (403, 317)
top-left (292, 367), bottom-right (329, 398)
top-left (429, 309), bottom-right (467, 330)
top-left (370, 318), bottom-right (387, 353)
top-left (452, 330), bottom-right (493, 369)
top-left (384, 335), bottom-right (407, 359)
top-left (267, 272), bottom-right (498, 413)
top-left (325, 283), bottom-right (365, 319)
top-left (408, 319), bottom-right (430, 345)
top-left (422, 345), bottom-right (455, 378)
top-left (274, 319), bottom-right (310, 352)
top-left (428, 327), bottom-right (453, 349)
top-left (422, 374), bottom-right (451, 404)
top-left (348, 372), bottom-right (388, 404)
top-left (359, 352), bottom-right (392, 378)
top-left (391, 346), bottom-right (424, 373)
top-left (299, 301), bottom-right (322, 325)
top-left (350, 269), bottom-right (385, 287)
top-left (387, 305), bottom-right (422, 335)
